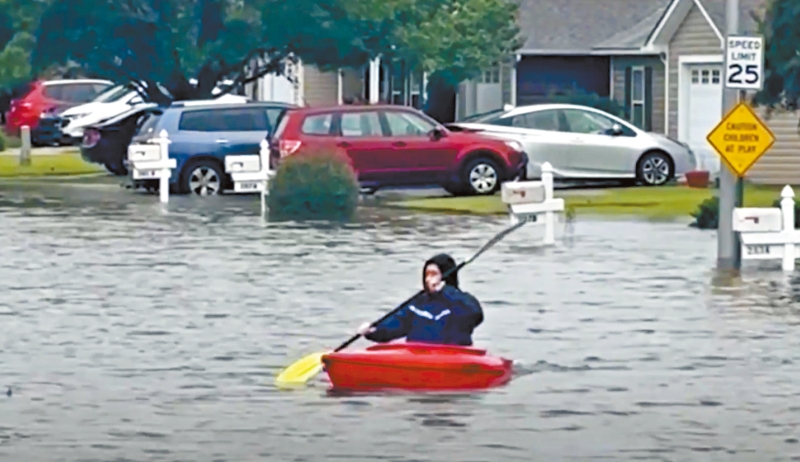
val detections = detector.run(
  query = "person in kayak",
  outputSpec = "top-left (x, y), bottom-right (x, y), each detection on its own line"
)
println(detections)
top-left (356, 253), bottom-right (484, 346)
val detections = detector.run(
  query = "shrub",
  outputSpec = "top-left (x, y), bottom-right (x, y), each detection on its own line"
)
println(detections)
top-left (267, 150), bottom-right (360, 221)
top-left (544, 88), bottom-right (628, 118)
top-left (690, 196), bottom-right (719, 229)
top-left (771, 198), bottom-right (800, 228)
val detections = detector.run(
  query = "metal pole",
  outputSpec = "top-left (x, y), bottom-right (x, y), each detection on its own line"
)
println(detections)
top-left (717, 0), bottom-right (741, 271)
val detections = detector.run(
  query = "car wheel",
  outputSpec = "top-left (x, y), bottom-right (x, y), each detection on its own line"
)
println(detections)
top-left (461, 157), bottom-right (501, 195)
top-left (636, 151), bottom-right (673, 186)
top-left (181, 160), bottom-right (225, 196)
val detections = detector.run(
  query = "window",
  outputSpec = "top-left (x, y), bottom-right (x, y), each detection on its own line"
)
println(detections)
top-left (479, 67), bottom-right (501, 84)
top-left (340, 111), bottom-right (382, 137)
top-left (630, 67), bottom-right (645, 128)
top-left (691, 67), bottom-right (721, 86)
top-left (509, 110), bottom-right (559, 131)
top-left (384, 111), bottom-right (437, 136)
top-left (42, 84), bottom-right (64, 100)
top-left (62, 83), bottom-right (101, 103)
top-left (301, 113), bottom-right (333, 135)
top-left (561, 109), bottom-right (617, 135)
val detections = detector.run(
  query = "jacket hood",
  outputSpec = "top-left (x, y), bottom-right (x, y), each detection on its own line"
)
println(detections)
top-left (423, 253), bottom-right (459, 290)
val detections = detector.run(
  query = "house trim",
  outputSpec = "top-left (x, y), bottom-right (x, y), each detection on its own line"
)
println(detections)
top-left (511, 54), bottom-right (519, 106)
top-left (647, 0), bottom-right (724, 48)
top-left (609, 56), bottom-right (615, 100)
top-left (662, 50), bottom-right (669, 133)
top-left (337, 69), bottom-right (343, 105)
top-left (677, 54), bottom-right (724, 141)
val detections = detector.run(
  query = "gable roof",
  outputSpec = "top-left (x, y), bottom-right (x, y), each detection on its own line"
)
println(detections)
top-left (516, 0), bottom-right (672, 54)
top-left (646, 0), bottom-right (767, 47)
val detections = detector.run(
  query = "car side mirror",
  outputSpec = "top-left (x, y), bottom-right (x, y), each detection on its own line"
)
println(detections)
top-left (429, 127), bottom-right (447, 141)
top-left (609, 124), bottom-right (623, 136)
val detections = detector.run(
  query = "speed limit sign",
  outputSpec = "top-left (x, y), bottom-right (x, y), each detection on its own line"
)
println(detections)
top-left (724, 35), bottom-right (764, 90)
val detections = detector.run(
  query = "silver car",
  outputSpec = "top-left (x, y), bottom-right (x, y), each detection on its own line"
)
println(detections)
top-left (448, 104), bottom-right (697, 186)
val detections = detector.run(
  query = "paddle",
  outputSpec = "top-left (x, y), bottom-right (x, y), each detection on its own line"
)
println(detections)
top-left (274, 217), bottom-right (532, 387)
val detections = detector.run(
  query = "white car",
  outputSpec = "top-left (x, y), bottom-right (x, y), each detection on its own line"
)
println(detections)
top-left (60, 82), bottom-right (247, 141)
top-left (447, 104), bottom-right (698, 186)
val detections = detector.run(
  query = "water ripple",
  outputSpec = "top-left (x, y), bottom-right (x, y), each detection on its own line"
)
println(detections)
top-left (3, 185), bottom-right (800, 460)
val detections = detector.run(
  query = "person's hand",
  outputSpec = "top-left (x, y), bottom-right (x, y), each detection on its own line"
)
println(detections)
top-left (357, 322), bottom-right (374, 336)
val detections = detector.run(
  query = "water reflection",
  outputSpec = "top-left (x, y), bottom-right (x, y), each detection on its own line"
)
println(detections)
top-left (4, 183), bottom-right (800, 460)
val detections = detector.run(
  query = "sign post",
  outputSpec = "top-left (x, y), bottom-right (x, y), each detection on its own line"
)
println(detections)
top-left (713, 3), bottom-right (769, 271)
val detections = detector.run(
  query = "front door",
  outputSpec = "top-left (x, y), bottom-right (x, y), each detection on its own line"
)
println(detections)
top-left (380, 109), bottom-right (457, 185)
top-left (334, 109), bottom-right (393, 184)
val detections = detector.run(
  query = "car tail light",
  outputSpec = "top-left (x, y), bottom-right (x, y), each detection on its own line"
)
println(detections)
top-left (279, 140), bottom-right (301, 158)
top-left (83, 128), bottom-right (100, 148)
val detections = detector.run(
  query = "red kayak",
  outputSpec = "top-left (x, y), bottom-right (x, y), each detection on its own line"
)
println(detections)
top-left (320, 342), bottom-right (513, 391)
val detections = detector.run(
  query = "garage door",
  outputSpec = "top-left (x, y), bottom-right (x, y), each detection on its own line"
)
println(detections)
top-left (684, 64), bottom-right (722, 172)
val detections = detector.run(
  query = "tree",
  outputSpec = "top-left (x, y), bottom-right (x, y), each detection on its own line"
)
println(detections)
top-left (754, 0), bottom-right (800, 111)
top-left (32, 0), bottom-right (373, 104)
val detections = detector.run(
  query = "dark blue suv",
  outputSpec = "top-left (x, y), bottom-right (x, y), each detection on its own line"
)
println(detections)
top-left (130, 100), bottom-right (295, 195)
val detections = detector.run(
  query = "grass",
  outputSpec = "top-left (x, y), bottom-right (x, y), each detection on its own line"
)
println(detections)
top-left (0, 151), bottom-right (106, 177)
top-left (390, 184), bottom-right (786, 220)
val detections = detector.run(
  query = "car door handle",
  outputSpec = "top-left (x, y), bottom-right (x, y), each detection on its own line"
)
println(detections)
top-left (337, 142), bottom-right (351, 148)
top-left (392, 141), bottom-right (407, 147)
top-left (215, 139), bottom-right (229, 144)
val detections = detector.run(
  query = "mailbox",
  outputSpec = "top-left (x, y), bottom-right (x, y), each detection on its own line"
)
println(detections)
top-left (501, 180), bottom-right (545, 205)
top-left (225, 155), bottom-right (262, 174)
top-left (127, 144), bottom-right (162, 162)
top-left (733, 207), bottom-right (783, 232)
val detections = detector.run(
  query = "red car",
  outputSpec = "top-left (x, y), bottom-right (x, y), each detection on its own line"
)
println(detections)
top-left (5, 78), bottom-right (113, 134)
top-left (270, 105), bottom-right (528, 195)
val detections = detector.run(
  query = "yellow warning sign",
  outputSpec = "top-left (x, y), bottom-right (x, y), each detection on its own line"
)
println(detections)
top-left (706, 102), bottom-right (776, 177)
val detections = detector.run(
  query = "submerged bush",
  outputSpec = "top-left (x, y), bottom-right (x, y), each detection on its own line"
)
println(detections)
top-left (690, 196), bottom-right (719, 229)
top-left (267, 150), bottom-right (360, 221)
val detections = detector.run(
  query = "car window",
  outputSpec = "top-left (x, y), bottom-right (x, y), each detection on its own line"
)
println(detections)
top-left (510, 110), bottom-right (559, 131)
top-left (178, 108), bottom-right (270, 132)
top-left (137, 112), bottom-right (163, 137)
top-left (218, 107), bottom-right (270, 131)
top-left (62, 84), bottom-right (102, 103)
top-left (265, 108), bottom-right (284, 130)
top-left (561, 109), bottom-right (617, 134)
top-left (384, 111), bottom-right (436, 136)
top-left (273, 112), bottom-right (291, 139)
top-left (339, 111), bottom-right (382, 137)
top-left (42, 84), bottom-right (64, 100)
top-left (301, 113), bottom-right (334, 135)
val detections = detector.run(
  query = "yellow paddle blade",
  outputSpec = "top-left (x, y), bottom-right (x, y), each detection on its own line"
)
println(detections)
top-left (274, 352), bottom-right (326, 387)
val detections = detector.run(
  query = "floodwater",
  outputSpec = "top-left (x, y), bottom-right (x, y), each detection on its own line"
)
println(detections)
top-left (2, 182), bottom-right (800, 461)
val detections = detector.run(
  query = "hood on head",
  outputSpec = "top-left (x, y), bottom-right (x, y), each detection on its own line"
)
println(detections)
top-left (423, 253), bottom-right (459, 290)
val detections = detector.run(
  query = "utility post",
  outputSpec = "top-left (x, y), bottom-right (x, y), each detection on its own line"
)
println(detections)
top-left (717, 0), bottom-right (741, 271)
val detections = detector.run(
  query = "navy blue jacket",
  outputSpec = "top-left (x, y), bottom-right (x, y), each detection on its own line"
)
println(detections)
top-left (364, 285), bottom-right (484, 346)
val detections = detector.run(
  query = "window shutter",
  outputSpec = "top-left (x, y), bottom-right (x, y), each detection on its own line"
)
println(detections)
top-left (624, 66), bottom-right (632, 121)
top-left (644, 66), bottom-right (653, 131)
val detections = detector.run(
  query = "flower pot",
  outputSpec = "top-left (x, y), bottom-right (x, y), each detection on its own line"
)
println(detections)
top-left (685, 170), bottom-right (710, 189)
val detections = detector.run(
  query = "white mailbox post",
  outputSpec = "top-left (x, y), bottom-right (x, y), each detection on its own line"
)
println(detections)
top-left (224, 139), bottom-right (274, 212)
top-left (127, 129), bottom-right (177, 204)
top-left (500, 162), bottom-right (564, 245)
top-left (734, 185), bottom-right (800, 271)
